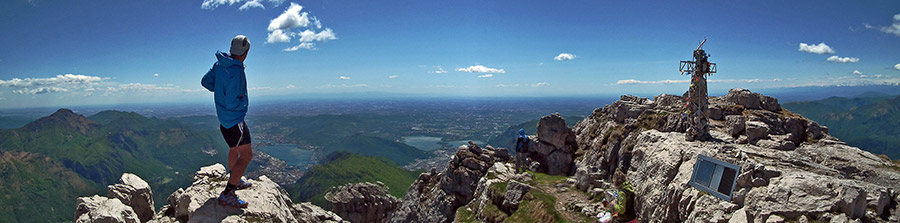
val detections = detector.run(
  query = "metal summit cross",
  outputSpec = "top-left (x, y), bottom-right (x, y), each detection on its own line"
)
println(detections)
top-left (679, 38), bottom-right (717, 141)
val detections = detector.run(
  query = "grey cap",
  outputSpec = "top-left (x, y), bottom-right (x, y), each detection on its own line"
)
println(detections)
top-left (230, 35), bottom-right (250, 56)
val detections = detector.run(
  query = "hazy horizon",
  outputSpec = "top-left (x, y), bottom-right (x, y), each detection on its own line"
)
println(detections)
top-left (2, 0), bottom-right (899, 108)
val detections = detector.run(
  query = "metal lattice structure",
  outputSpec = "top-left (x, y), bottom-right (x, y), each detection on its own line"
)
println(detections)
top-left (682, 38), bottom-right (716, 141)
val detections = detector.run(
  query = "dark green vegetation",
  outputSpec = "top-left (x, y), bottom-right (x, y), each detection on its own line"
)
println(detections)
top-left (0, 151), bottom-right (101, 223)
top-left (0, 109), bottom-right (228, 222)
top-left (285, 152), bottom-right (420, 208)
top-left (783, 93), bottom-right (900, 159)
top-left (485, 115), bottom-right (582, 152)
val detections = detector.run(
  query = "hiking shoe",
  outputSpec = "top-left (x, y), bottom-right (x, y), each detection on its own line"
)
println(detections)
top-left (236, 179), bottom-right (252, 190)
top-left (217, 191), bottom-right (249, 208)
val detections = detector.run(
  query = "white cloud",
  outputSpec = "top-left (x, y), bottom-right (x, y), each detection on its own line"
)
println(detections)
top-left (153, 73), bottom-right (159, 77)
top-left (553, 53), bottom-right (577, 61)
top-left (285, 84), bottom-right (297, 89)
top-left (201, 0), bottom-right (243, 10)
top-left (388, 75), bottom-right (399, 79)
top-left (616, 78), bottom-right (779, 85)
top-left (894, 63), bottom-right (900, 70)
top-left (238, 0), bottom-right (264, 10)
top-left (13, 87), bottom-right (68, 95)
top-left (853, 70), bottom-right (864, 75)
top-left (267, 3), bottom-right (309, 31)
top-left (266, 29), bottom-right (291, 43)
top-left (202, 0), bottom-right (284, 10)
top-left (826, 55), bottom-right (859, 63)
top-left (864, 13), bottom-right (900, 36)
top-left (318, 84), bottom-right (368, 88)
top-left (266, 3), bottom-right (337, 51)
top-left (431, 67), bottom-right (448, 74)
top-left (456, 65), bottom-right (506, 73)
top-left (0, 74), bottom-right (106, 95)
top-left (798, 42), bottom-right (835, 55)
top-left (297, 29), bottom-right (336, 42)
top-left (477, 74), bottom-right (493, 78)
top-left (339, 76), bottom-right (351, 80)
top-left (533, 82), bottom-right (548, 87)
top-left (283, 42), bottom-right (315, 51)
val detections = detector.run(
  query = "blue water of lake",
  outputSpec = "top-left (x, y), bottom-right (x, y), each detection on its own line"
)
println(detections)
top-left (254, 140), bottom-right (317, 170)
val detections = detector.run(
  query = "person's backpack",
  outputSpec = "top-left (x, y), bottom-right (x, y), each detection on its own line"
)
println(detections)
top-left (516, 136), bottom-right (528, 153)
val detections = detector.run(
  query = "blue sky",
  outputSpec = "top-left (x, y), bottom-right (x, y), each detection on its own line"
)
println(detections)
top-left (0, 0), bottom-right (899, 108)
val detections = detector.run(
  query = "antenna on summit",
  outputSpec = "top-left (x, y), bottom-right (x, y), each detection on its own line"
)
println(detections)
top-left (679, 38), bottom-right (717, 141)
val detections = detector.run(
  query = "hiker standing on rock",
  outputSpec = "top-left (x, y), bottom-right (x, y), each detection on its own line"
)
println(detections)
top-left (201, 35), bottom-right (254, 208)
top-left (514, 129), bottom-right (528, 174)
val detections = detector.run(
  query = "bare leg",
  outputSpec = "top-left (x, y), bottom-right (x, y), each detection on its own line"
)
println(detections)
top-left (228, 144), bottom-right (253, 185)
top-left (228, 146), bottom-right (239, 171)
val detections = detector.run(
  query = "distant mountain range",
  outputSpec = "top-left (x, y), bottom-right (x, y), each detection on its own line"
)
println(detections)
top-left (0, 109), bottom-right (228, 222)
top-left (783, 92), bottom-right (900, 159)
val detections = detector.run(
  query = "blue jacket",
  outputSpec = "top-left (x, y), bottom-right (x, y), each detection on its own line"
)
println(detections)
top-left (201, 51), bottom-right (248, 128)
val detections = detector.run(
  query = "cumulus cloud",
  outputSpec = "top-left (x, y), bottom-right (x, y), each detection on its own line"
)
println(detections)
top-left (894, 63), bottom-right (900, 70)
top-left (456, 65), bottom-right (506, 73)
top-left (297, 29), bottom-right (336, 42)
top-left (431, 67), bottom-right (448, 74)
top-left (266, 2), bottom-right (337, 51)
top-left (477, 74), bottom-right (493, 78)
top-left (388, 75), bottom-right (399, 79)
top-left (826, 56), bottom-right (859, 63)
top-left (864, 13), bottom-right (900, 37)
top-left (798, 42), bottom-right (835, 55)
top-left (616, 78), bottom-right (779, 85)
top-left (553, 53), bottom-right (577, 61)
top-left (267, 29), bottom-right (291, 43)
top-left (239, 0), bottom-right (264, 10)
top-left (853, 70), bottom-right (864, 75)
top-left (285, 84), bottom-right (297, 89)
top-left (153, 73), bottom-right (159, 77)
top-left (283, 42), bottom-right (315, 51)
top-left (267, 3), bottom-right (309, 31)
top-left (339, 76), bottom-right (351, 80)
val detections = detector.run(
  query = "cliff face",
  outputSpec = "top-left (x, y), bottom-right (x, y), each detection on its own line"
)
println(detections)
top-left (571, 89), bottom-right (900, 222)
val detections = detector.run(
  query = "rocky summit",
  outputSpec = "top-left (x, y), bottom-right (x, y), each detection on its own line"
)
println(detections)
top-left (76, 163), bottom-right (345, 223)
top-left (75, 88), bottom-right (900, 223)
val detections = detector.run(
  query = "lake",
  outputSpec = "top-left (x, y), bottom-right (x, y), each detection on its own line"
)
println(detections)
top-left (403, 135), bottom-right (484, 151)
top-left (254, 140), bottom-right (317, 170)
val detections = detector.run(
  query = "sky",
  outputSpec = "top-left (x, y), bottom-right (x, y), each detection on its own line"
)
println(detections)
top-left (0, 0), bottom-right (899, 108)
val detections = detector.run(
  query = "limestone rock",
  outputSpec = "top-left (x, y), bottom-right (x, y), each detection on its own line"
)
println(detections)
top-left (325, 181), bottom-right (400, 223)
top-left (75, 195), bottom-right (140, 223)
top-left (745, 121), bottom-right (769, 143)
top-left (292, 202), bottom-right (346, 223)
top-left (388, 143), bottom-right (504, 223)
top-left (725, 115), bottom-right (745, 137)
top-left (723, 88), bottom-right (781, 112)
top-left (525, 113), bottom-right (577, 175)
top-left (108, 173), bottom-right (154, 222)
top-left (499, 180), bottom-right (532, 214)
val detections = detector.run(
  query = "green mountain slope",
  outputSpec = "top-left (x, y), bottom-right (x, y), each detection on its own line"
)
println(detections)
top-left (0, 151), bottom-right (101, 223)
top-left (285, 152), bottom-right (421, 208)
top-left (0, 109), bottom-right (229, 217)
top-left (784, 94), bottom-right (900, 159)
top-left (325, 134), bottom-right (430, 165)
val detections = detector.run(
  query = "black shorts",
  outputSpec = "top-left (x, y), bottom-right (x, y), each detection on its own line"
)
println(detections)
top-left (220, 121), bottom-right (251, 148)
